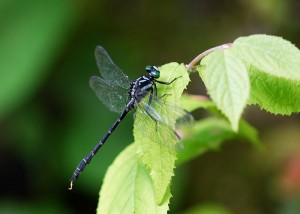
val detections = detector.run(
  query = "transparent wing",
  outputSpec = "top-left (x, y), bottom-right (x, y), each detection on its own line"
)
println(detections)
top-left (142, 98), bottom-right (194, 129)
top-left (135, 94), bottom-right (194, 150)
top-left (90, 76), bottom-right (129, 113)
top-left (95, 46), bottom-right (130, 89)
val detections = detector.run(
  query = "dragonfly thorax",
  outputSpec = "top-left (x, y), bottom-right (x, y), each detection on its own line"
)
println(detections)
top-left (129, 65), bottom-right (161, 101)
top-left (129, 75), bottom-right (155, 102)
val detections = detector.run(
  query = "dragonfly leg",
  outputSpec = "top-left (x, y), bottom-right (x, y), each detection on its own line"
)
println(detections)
top-left (155, 76), bottom-right (181, 85)
top-left (155, 76), bottom-right (180, 103)
top-left (153, 83), bottom-right (158, 100)
top-left (160, 93), bottom-right (172, 99)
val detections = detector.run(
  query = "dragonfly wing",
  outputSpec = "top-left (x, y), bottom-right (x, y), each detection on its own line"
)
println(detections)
top-left (135, 95), bottom-right (194, 150)
top-left (90, 76), bottom-right (128, 113)
top-left (140, 97), bottom-right (194, 130)
top-left (159, 101), bottom-right (194, 130)
top-left (134, 105), bottom-right (180, 151)
top-left (95, 46), bottom-right (130, 89)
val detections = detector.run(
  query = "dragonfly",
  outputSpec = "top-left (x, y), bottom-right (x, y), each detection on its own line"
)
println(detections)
top-left (69, 46), bottom-right (193, 190)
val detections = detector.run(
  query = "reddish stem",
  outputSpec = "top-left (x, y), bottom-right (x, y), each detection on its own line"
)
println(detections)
top-left (186, 43), bottom-right (233, 70)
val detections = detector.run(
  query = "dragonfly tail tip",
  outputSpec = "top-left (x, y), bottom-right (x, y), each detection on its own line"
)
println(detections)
top-left (68, 181), bottom-right (73, 190)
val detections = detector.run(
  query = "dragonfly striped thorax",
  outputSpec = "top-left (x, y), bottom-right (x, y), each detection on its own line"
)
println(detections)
top-left (129, 65), bottom-right (159, 103)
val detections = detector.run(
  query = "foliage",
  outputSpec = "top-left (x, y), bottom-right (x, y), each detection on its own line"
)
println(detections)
top-left (97, 35), bottom-right (300, 213)
top-left (0, 0), bottom-right (78, 118)
top-left (97, 144), bottom-right (171, 213)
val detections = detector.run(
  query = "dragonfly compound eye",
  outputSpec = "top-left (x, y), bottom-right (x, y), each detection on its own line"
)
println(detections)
top-left (151, 66), bottom-right (161, 79)
top-left (145, 65), bottom-right (152, 72)
top-left (145, 66), bottom-right (160, 79)
top-left (151, 70), bottom-right (160, 79)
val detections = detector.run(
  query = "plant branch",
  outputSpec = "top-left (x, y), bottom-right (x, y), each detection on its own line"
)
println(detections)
top-left (186, 43), bottom-right (233, 70)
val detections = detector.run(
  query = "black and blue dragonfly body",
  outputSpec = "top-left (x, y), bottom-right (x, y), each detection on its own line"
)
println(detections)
top-left (69, 46), bottom-right (192, 190)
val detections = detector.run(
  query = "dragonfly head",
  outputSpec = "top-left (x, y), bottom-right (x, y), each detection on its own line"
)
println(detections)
top-left (145, 66), bottom-right (160, 79)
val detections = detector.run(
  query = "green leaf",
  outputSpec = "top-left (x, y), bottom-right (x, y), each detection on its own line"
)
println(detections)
top-left (249, 68), bottom-right (300, 114)
top-left (238, 118), bottom-right (262, 149)
top-left (233, 35), bottom-right (300, 80)
top-left (232, 35), bottom-right (300, 114)
top-left (97, 144), bottom-right (171, 214)
top-left (198, 50), bottom-right (250, 131)
top-left (180, 94), bottom-right (230, 118)
top-left (180, 94), bottom-right (216, 112)
top-left (134, 62), bottom-right (190, 204)
top-left (177, 118), bottom-right (261, 165)
top-left (177, 118), bottom-right (234, 165)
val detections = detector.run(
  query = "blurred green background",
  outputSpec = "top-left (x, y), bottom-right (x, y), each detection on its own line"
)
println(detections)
top-left (1, 0), bottom-right (300, 213)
